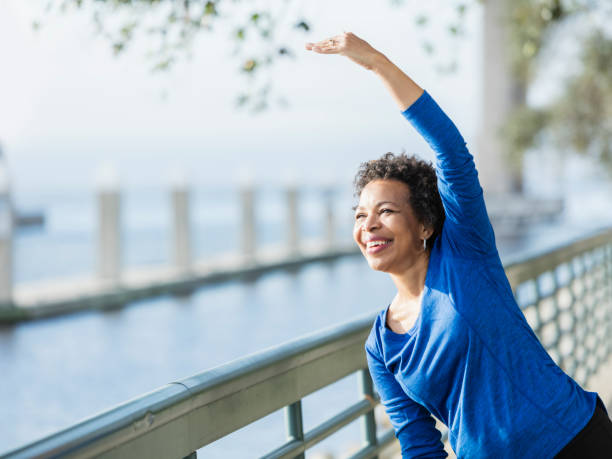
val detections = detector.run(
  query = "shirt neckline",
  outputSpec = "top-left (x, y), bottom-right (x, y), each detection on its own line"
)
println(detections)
top-left (382, 287), bottom-right (427, 338)
top-left (379, 235), bottom-right (437, 339)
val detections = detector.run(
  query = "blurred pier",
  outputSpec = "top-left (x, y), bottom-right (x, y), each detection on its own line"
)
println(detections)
top-left (0, 162), bottom-right (354, 322)
top-left (4, 242), bottom-right (358, 322)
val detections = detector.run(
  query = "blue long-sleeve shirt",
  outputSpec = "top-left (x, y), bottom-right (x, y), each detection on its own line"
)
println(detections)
top-left (364, 91), bottom-right (596, 458)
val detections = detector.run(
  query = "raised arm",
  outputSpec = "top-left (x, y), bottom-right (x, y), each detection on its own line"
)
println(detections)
top-left (306, 33), bottom-right (497, 256)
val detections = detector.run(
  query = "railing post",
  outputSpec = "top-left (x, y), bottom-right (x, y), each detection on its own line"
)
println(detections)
top-left (96, 165), bottom-right (121, 283)
top-left (359, 368), bottom-right (378, 455)
top-left (323, 186), bottom-right (335, 248)
top-left (284, 400), bottom-right (305, 459)
top-left (0, 146), bottom-right (13, 307)
top-left (240, 178), bottom-right (256, 263)
top-left (171, 173), bottom-right (191, 272)
top-left (286, 183), bottom-right (299, 255)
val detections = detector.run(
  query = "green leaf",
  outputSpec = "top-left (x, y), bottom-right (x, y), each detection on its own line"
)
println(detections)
top-left (236, 28), bottom-right (245, 40)
top-left (522, 41), bottom-right (537, 58)
top-left (540, 7), bottom-right (552, 22)
top-left (243, 59), bottom-right (257, 72)
top-left (295, 20), bottom-right (310, 32)
top-left (422, 41), bottom-right (434, 55)
top-left (415, 15), bottom-right (428, 26)
top-left (236, 94), bottom-right (250, 107)
top-left (152, 58), bottom-right (174, 72)
top-left (204, 1), bottom-right (217, 16)
top-left (120, 22), bottom-right (136, 40)
top-left (113, 42), bottom-right (125, 54)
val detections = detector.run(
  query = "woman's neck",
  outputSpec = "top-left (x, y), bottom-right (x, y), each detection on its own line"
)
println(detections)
top-left (389, 251), bottom-right (430, 304)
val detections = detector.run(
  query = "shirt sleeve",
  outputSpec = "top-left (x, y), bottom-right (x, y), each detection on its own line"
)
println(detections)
top-left (366, 343), bottom-right (447, 458)
top-left (401, 91), bottom-right (496, 257)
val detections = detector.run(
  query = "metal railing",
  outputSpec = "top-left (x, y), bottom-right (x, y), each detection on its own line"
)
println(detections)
top-left (3, 313), bottom-right (395, 459)
top-left (4, 227), bottom-right (612, 459)
top-left (506, 228), bottom-right (612, 386)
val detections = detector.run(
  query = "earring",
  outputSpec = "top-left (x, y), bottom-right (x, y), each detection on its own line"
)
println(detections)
top-left (423, 238), bottom-right (427, 250)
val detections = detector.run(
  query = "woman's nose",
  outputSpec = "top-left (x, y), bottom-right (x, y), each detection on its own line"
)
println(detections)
top-left (363, 213), bottom-right (380, 231)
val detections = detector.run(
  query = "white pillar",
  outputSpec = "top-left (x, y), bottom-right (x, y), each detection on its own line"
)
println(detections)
top-left (240, 179), bottom-right (256, 262)
top-left (478, 0), bottom-right (526, 194)
top-left (286, 184), bottom-right (299, 255)
top-left (170, 172), bottom-right (191, 272)
top-left (96, 165), bottom-right (121, 282)
top-left (324, 186), bottom-right (335, 248)
top-left (0, 146), bottom-right (13, 307)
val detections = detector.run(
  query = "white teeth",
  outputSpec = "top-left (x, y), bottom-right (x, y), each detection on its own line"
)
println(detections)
top-left (366, 240), bottom-right (390, 248)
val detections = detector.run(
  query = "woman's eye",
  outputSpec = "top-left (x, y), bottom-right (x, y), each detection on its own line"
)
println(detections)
top-left (355, 213), bottom-right (365, 220)
top-left (380, 208), bottom-right (393, 214)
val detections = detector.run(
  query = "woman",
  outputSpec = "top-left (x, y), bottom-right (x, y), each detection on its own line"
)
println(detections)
top-left (306, 33), bottom-right (612, 458)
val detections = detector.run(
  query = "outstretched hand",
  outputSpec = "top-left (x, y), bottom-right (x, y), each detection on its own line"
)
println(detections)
top-left (306, 32), bottom-right (422, 111)
top-left (305, 32), bottom-right (384, 71)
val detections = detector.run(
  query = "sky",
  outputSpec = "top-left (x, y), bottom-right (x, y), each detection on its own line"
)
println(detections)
top-left (0, 0), bottom-right (483, 195)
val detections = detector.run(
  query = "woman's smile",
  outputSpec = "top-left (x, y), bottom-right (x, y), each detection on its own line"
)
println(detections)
top-left (364, 237), bottom-right (393, 254)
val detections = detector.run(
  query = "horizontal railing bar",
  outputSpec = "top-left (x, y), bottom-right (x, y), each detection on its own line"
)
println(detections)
top-left (304, 398), bottom-right (376, 450)
top-left (260, 439), bottom-right (303, 459)
top-left (348, 427), bottom-right (448, 459)
top-left (348, 429), bottom-right (396, 459)
top-left (262, 397), bottom-right (377, 459)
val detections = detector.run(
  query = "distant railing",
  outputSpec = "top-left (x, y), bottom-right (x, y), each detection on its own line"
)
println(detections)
top-left (3, 227), bottom-right (612, 459)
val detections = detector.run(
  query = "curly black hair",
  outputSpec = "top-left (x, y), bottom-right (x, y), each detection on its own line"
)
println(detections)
top-left (353, 152), bottom-right (445, 248)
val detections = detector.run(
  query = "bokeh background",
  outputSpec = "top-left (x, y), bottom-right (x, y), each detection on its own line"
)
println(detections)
top-left (1, 0), bottom-right (611, 456)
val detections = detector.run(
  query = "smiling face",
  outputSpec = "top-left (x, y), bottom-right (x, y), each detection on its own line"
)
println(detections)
top-left (353, 179), bottom-right (431, 274)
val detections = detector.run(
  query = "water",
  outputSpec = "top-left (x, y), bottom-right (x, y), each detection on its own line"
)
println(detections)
top-left (1, 257), bottom-right (394, 456)
top-left (2, 178), bottom-right (612, 456)
top-left (12, 185), bottom-right (355, 283)
top-left (2, 185), bottom-right (377, 456)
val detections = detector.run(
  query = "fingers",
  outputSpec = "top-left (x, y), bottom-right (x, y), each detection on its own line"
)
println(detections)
top-left (305, 34), bottom-right (346, 54)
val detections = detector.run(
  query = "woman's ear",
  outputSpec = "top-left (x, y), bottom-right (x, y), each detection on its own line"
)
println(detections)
top-left (421, 224), bottom-right (434, 241)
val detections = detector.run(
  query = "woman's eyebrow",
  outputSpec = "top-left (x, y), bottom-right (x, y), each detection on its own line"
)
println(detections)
top-left (353, 200), bottom-right (398, 211)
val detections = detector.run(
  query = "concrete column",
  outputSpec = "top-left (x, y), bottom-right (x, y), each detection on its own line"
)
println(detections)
top-left (286, 184), bottom-right (299, 255)
top-left (323, 186), bottom-right (335, 248)
top-left (478, 0), bottom-right (526, 194)
top-left (0, 146), bottom-right (13, 307)
top-left (240, 181), bottom-right (256, 261)
top-left (96, 165), bottom-right (121, 282)
top-left (171, 174), bottom-right (191, 272)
